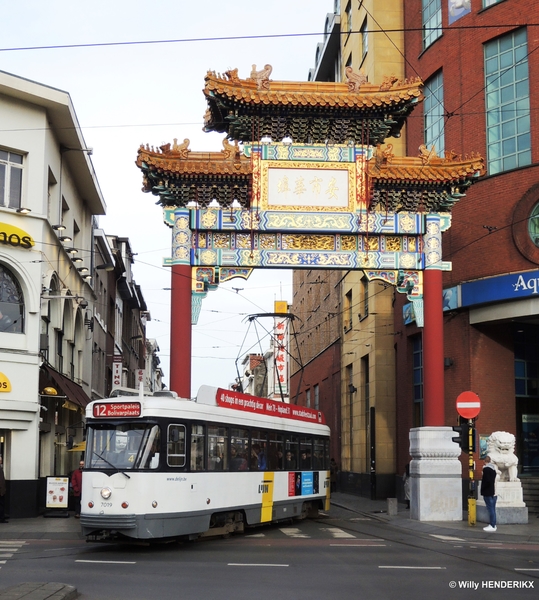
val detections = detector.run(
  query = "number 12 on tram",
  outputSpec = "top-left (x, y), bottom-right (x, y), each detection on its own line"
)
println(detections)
top-left (80, 385), bottom-right (331, 542)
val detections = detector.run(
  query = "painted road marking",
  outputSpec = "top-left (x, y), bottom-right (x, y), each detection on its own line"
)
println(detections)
top-left (228, 563), bottom-right (289, 567)
top-left (280, 527), bottom-right (309, 538)
top-left (76, 560), bottom-right (136, 564)
top-left (430, 534), bottom-right (465, 542)
top-left (0, 542), bottom-right (26, 569)
top-left (379, 566), bottom-right (446, 570)
top-left (331, 544), bottom-right (386, 547)
top-left (321, 527), bottom-right (356, 538)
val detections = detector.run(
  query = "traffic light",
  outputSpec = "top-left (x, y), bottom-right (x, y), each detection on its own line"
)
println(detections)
top-left (452, 420), bottom-right (476, 452)
top-left (452, 425), bottom-right (468, 452)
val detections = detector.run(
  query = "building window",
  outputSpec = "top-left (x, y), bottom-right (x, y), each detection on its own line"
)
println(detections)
top-left (485, 28), bottom-right (531, 175)
top-left (314, 384), bottom-right (320, 410)
top-left (360, 18), bottom-right (368, 61)
top-left (528, 203), bottom-right (539, 247)
top-left (56, 330), bottom-right (63, 374)
top-left (344, 290), bottom-right (352, 331)
top-left (483, 0), bottom-right (502, 7)
top-left (0, 264), bottom-right (24, 333)
top-left (515, 333), bottom-right (539, 397)
top-left (422, 0), bottom-right (442, 49)
top-left (0, 150), bottom-right (23, 209)
top-left (360, 276), bottom-right (369, 319)
top-left (345, 1), bottom-right (352, 34)
top-left (306, 388), bottom-right (311, 408)
top-left (413, 336), bottom-right (423, 427)
top-left (424, 70), bottom-right (445, 157)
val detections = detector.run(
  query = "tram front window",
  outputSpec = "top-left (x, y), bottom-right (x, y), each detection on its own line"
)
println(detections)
top-left (86, 423), bottom-right (161, 470)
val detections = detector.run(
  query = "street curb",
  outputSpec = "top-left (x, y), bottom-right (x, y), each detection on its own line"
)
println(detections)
top-left (0, 582), bottom-right (77, 599)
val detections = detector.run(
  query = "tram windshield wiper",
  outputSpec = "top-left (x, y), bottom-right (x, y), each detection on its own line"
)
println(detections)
top-left (92, 451), bottom-right (131, 479)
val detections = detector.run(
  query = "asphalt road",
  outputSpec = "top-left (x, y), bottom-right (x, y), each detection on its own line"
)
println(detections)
top-left (1, 505), bottom-right (538, 599)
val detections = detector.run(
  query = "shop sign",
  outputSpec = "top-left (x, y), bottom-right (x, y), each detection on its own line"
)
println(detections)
top-left (0, 372), bottom-right (11, 392)
top-left (0, 223), bottom-right (35, 249)
top-left (45, 476), bottom-right (69, 509)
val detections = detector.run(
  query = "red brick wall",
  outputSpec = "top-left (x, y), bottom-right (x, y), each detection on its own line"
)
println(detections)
top-left (290, 340), bottom-right (341, 463)
top-left (395, 1), bottom-right (539, 474)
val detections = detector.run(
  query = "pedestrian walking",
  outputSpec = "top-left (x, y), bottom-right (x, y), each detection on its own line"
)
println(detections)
top-left (481, 455), bottom-right (498, 532)
top-left (71, 460), bottom-right (84, 518)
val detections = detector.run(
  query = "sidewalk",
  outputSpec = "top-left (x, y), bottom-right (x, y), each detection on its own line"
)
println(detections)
top-left (0, 497), bottom-right (538, 598)
top-left (330, 492), bottom-right (539, 543)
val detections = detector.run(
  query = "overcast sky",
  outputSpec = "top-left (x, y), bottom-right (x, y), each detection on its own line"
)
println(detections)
top-left (0, 0), bottom-right (333, 395)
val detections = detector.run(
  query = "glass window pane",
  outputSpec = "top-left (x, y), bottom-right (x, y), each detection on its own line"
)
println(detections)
top-left (0, 164), bottom-right (5, 202)
top-left (285, 437), bottom-right (298, 470)
top-left (515, 360), bottom-right (526, 376)
top-left (485, 29), bottom-right (529, 174)
top-left (167, 425), bottom-right (186, 467)
top-left (251, 430), bottom-right (267, 470)
top-left (268, 432), bottom-right (284, 470)
top-left (517, 133), bottom-right (530, 152)
top-left (9, 167), bottom-right (22, 208)
top-left (207, 425), bottom-right (227, 471)
top-left (230, 428), bottom-right (249, 470)
top-left (190, 424), bottom-right (205, 471)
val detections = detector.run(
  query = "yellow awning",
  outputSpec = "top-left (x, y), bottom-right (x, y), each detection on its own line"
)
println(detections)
top-left (68, 441), bottom-right (86, 452)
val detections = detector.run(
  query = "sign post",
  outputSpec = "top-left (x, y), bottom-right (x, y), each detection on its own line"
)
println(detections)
top-left (456, 391), bottom-right (481, 526)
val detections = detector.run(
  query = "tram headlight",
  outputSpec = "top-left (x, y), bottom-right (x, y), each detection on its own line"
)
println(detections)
top-left (100, 487), bottom-right (112, 500)
top-left (152, 501), bottom-right (158, 508)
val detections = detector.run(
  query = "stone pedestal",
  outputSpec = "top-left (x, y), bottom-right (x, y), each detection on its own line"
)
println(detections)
top-left (476, 481), bottom-right (528, 524)
top-left (409, 427), bottom-right (463, 521)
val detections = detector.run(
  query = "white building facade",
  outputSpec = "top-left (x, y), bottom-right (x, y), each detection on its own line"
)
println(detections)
top-left (0, 70), bottom-right (105, 516)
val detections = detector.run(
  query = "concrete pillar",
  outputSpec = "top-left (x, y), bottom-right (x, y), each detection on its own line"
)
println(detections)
top-left (409, 427), bottom-right (462, 521)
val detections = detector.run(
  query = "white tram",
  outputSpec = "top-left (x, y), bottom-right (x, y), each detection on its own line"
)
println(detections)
top-left (80, 386), bottom-right (331, 542)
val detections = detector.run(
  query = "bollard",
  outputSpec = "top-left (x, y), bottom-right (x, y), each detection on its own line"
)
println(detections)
top-left (387, 497), bottom-right (398, 517)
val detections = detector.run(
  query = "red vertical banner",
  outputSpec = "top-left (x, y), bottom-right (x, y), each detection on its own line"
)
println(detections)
top-left (112, 355), bottom-right (122, 390)
top-left (272, 301), bottom-right (289, 400)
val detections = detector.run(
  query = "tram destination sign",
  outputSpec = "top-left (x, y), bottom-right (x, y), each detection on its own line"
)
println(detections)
top-left (215, 388), bottom-right (326, 425)
top-left (93, 402), bottom-right (142, 418)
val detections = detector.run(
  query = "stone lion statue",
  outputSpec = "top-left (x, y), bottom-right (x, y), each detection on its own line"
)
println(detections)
top-left (486, 431), bottom-right (519, 482)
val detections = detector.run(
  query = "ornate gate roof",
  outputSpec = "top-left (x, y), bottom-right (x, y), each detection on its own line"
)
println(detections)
top-left (202, 65), bottom-right (424, 145)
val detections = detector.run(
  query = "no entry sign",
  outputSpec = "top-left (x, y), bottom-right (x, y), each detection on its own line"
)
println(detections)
top-left (456, 391), bottom-right (481, 419)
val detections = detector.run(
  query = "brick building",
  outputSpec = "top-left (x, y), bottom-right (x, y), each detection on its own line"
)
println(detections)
top-left (396, 1), bottom-right (539, 487)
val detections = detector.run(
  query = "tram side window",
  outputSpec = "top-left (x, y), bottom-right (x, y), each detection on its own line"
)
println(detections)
top-left (313, 437), bottom-right (325, 470)
top-left (208, 426), bottom-right (228, 471)
top-left (230, 428), bottom-right (249, 471)
top-left (268, 432), bottom-right (284, 470)
top-left (190, 425), bottom-right (205, 471)
top-left (285, 436), bottom-right (298, 470)
top-left (251, 430), bottom-right (268, 471)
top-left (167, 424), bottom-right (186, 467)
top-left (300, 437), bottom-right (313, 470)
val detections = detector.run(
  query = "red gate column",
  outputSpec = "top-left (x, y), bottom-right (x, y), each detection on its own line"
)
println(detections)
top-left (169, 209), bottom-right (193, 398)
top-left (170, 264), bottom-right (192, 398)
top-left (423, 268), bottom-right (444, 426)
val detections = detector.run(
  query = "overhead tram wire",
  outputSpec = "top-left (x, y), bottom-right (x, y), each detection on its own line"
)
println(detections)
top-left (1, 24), bottom-right (539, 54)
